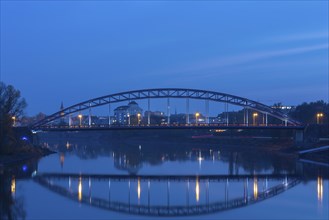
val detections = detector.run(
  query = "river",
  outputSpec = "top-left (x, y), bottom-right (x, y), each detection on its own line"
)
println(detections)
top-left (1, 131), bottom-right (328, 219)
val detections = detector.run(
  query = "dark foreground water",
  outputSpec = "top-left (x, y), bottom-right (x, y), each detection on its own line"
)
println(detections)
top-left (1, 131), bottom-right (328, 219)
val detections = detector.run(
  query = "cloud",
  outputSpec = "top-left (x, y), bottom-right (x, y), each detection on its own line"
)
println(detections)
top-left (159, 43), bottom-right (329, 78)
top-left (268, 31), bottom-right (328, 43)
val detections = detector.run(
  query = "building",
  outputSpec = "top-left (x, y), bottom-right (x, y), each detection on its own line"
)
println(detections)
top-left (114, 101), bottom-right (143, 125)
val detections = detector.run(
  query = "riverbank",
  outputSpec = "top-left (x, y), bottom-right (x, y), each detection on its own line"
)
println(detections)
top-left (0, 146), bottom-right (55, 167)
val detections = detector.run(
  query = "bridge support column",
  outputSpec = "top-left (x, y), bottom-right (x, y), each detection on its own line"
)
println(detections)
top-left (69, 114), bottom-right (72, 127)
top-left (265, 113), bottom-right (268, 126)
top-left (246, 108), bottom-right (249, 126)
top-left (88, 103), bottom-right (92, 127)
top-left (186, 98), bottom-right (190, 124)
top-left (294, 130), bottom-right (304, 145)
top-left (108, 102), bottom-right (111, 126)
top-left (167, 98), bottom-right (170, 125)
top-left (205, 99), bottom-right (209, 124)
top-left (148, 98), bottom-right (150, 125)
top-left (284, 119), bottom-right (287, 127)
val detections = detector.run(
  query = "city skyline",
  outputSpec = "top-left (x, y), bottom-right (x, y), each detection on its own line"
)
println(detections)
top-left (1, 1), bottom-right (328, 116)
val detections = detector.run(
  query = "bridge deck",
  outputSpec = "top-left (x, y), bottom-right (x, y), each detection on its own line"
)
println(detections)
top-left (35, 124), bottom-right (305, 132)
top-left (36, 172), bottom-right (299, 181)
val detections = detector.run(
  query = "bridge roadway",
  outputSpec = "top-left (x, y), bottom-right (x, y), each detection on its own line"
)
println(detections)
top-left (35, 124), bottom-right (305, 132)
top-left (36, 172), bottom-right (299, 182)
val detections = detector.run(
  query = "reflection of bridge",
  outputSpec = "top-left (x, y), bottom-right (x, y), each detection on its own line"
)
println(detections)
top-left (34, 173), bottom-right (300, 216)
top-left (32, 88), bottom-right (301, 129)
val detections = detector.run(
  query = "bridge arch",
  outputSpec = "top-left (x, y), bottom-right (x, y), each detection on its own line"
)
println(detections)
top-left (32, 88), bottom-right (300, 128)
top-left (34, 173), bottom-right (300, 217)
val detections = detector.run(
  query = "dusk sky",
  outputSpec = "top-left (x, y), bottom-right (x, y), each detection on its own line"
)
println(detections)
top-left (1, 1), bottom-right (328, 116)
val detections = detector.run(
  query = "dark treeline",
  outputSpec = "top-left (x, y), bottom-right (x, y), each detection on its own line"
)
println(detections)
top-left (289, 100), bottom-right (328, 124)
top-left (0, 82), bottom-right (27, 154)
top-left (218, 100), bottom-right (328, 125)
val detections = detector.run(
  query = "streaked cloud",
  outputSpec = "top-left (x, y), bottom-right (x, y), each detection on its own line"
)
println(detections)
top-left (153, 43), bottom-right (328, 78)
top-left (268, 31), bottom-right (328, 43)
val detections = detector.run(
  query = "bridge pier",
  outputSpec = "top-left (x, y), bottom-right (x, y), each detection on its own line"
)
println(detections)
top-left (294, 129), bottom-right (304, 145)
top-left (205, 98), bottom-right (209, 124)
top-left (148, 98), bottom-right (151, 125)
top-left (186, 98), bottom-right (190, 124)
top-left (167, 98), bottom-right (170, 125)
top-left (89, 103), bottom-right (92, 127)
top-left (246, 108), bottom-right (249, 126)
top-left (108, 103), bottom-right (111, 126)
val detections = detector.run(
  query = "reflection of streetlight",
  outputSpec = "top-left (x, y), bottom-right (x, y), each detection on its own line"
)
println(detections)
top-left (318, 176), bottom-right (323, 202)
top-left (137, 113), bottom-right (141, 125)
top-left (317, 113), bottom-right (323, 124)
top-left (195, 112), bottom-right (200, 124)
top-left (11, 176), bottom-right (16, 195)
top-left (78, 177), bottom-right (82, 202)
top-left (253, 178), bottom-right (258, 199)
top-left (253, 113), bottom-right (258, 126)
top-left (137, 178), bottom-right (141, 201)
top-left (12, 116), bottom-right (16, 127)
top-left (78, 114), bottom-right (82, 126)
top-left (195, 177), bottom-right (200, 202)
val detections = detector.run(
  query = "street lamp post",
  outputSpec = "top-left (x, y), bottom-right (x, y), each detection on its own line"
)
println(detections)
top-left (253, 113), bottom-right (258, 126)
top-left (78, 114), bottom-right (82, 126)
top-left (195, 112), bottom-right (200, 125)
top-left (137, 113), bottom-right (141, 125)
top-left (317, 113), bottom-right (323, 124)
top-left (12, 116), bottom-right (16, 127)
top-left (127, 113), bottom-right (130, 126)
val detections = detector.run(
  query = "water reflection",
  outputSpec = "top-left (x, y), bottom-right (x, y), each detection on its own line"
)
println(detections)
top-left (2, 133), bottom-right (329, 218)
top-left (318, 176), bottom-right (323, 202)
top-left (40, 135), bottom-right (299, 176)
top-left (0, 159), bottom-right (37, 220)
top-left (33, 173), bottom-right (301, 216)
top-left (195, 177), bottom-right (199, 202)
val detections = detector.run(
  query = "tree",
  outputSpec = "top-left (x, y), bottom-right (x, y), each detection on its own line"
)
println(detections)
top-left (0, 82), bottom-right (27, 153)
top-left (289, 100), bottom-right (329, 124)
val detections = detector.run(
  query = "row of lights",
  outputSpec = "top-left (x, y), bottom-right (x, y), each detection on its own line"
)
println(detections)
top-left (9, 111), bottom-right (326, 127)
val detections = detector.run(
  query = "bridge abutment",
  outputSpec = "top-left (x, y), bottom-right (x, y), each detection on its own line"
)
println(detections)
top-left (294, 130), bottom-right (304, 145)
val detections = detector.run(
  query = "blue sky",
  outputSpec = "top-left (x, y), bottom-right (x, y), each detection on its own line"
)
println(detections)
top-left (1, 1), bottom-right (328, 116)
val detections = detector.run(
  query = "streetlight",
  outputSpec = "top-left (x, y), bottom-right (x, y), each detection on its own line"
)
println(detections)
top-left (137, 113), bottom-right (141, 125)
top-left (127, 113), bottom-right (130, 126)
top-left (317, 113), bottom-right (324, 124)
top-left (253, 113), bottom-right (258, 126)
top-left (12, 116), bottom-right (16, 127)
top-left (195, 112), bottom-right (200, 125)
top-left (78, 114), bottom-right (82, 126)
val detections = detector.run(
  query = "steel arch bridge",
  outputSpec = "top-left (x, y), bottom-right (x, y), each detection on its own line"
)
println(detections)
top-left (32, 88), bottom-right (300, 128)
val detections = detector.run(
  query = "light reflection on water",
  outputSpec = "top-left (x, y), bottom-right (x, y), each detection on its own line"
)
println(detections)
top-left (1, 132), bottom-right (328, 219)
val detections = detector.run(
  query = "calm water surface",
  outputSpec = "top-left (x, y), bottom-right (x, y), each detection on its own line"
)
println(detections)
top-left (1, 131), bottom-right (328, 219)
